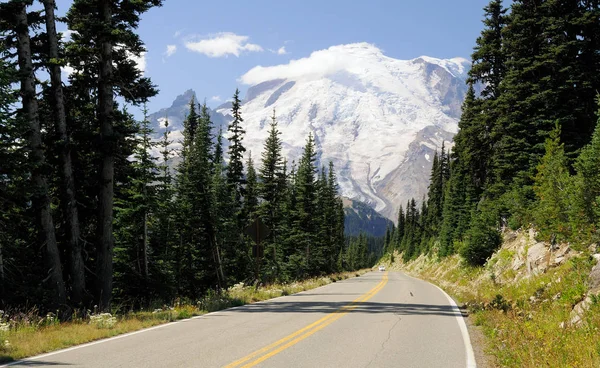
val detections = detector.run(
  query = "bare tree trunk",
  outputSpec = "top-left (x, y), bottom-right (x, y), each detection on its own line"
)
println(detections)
top-left (142, 210), bottom-right (149, 278)
top-left (95, 0), bottom-right (115, 311)
top-left (15, 2), bottom-right (67, 309)
top-left (43, 0), bottom-right (86, 307)
top-left (0, 242), bottom-right (5, 300)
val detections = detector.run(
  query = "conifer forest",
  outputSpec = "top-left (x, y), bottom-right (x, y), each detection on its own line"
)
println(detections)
top-left (1, 0), bottom-right (600, 322)
top-left (384, 0), bottom-right (600, 268)
top-left (0, 0), bottom-right (375, 315)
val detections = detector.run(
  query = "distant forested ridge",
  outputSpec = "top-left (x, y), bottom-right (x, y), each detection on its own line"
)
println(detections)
top-left (343, 199), bottom-right (394, 237)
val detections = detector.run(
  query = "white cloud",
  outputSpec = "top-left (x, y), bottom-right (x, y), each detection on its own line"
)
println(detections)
top-left (174, 30), bottom-right (183, 38)
top-left (268, 46), bottom-right (289, 55)
top-left (61, 65), bottom-right (75, 76)
top-left (60, 29), bottom-right (76, 41)
top-left (127, 51), bottom-right (146, 74)
top-left (210, 95), bottom-right (222, 102)
top-left (184, 32), bottom-right (263, 58)
top-left (164, 44), bottom-right (177, 58)
top-left (240, 42), bottom-right (377, 85)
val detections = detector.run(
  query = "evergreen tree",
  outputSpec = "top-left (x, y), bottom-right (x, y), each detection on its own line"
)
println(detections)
top-left (468, 0), bottom-right (507, 99)
top-left (152, 117), bottom-right (176, 298)
top-left (42, 0), bottom-right (86, 306)
top-left (460, 200), bottom-right (502, 267)
top-left (383, 226), bottom-right (392, 254)
top-left (293, 134), bottom-right (318, 275)
top-left (0, 37), bottom-right (35, 307)
top-left (533, 124), bottom-right (572, 242)
top-left (572, 104), bottom-right (600, 237)
top-left (395, 205), bottom-right (405, 249)
top-left (227, 88), bottom-right (246, 204)
top-left (331, 166), bottom-right (345, 270)
top-left (190, 102), bottom-right (224, 290)
top-left (113, 107), bottom-right (158, 303)
top-left (3, 0), bottom-right (67, 310)
top-left (258, 110), bottom-right (284, 274)
top-left (244, 152), bottom-right (259, 221)
top-left (66, 0), bottom-right (161, 310)
top-left (173, 98), bottom-right (202, 297)
top-left (426, 152), bottom-right (443, 231)
top-left (210, 128), bottom-right (238, 285)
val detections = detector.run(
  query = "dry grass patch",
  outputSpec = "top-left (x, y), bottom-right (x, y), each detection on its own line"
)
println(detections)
top-left (385, 248), bottom-right (600, 367)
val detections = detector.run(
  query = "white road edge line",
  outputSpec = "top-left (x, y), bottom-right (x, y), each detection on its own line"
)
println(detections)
top-left (403, 273), bottom-right (477, 368)
top-left (431, 283), bottom-right (477, 368)
top-left (0, 273), bottom-right (370, 367)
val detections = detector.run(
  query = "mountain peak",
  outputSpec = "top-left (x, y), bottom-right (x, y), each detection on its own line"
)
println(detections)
top-left (171, 89), bottom-right (196, 108)
top-left (234, 43), bottom-right (471, 219)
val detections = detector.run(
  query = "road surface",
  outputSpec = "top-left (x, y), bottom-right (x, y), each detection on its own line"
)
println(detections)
top-left (6, 271), bottom-right (476, 368)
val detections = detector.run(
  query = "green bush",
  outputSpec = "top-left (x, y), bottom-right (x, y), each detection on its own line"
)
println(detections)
top-left (460, 209), bottom-right (502, 266)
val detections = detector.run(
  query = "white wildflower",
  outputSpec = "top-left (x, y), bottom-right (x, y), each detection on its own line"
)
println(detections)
top-left (89, 313), bottom-right (117, 329)
top-left (0, 323), bottom-right (9, 332)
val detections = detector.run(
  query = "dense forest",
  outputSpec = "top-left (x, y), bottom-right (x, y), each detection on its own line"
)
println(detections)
top-left (384, 0), bottom-right (600, 266)
top-left (0, 0), bottom-right (377, 316)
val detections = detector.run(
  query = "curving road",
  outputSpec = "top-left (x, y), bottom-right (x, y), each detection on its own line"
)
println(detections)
top-left (6, 272), bottom-right (476, 368)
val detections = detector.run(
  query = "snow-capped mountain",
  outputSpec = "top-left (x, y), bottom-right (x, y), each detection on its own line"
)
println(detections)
top-left (149, 43), bottom-right (470, 221)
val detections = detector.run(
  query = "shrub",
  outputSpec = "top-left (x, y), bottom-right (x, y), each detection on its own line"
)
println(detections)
top-left (460, 209), bottom-right (502, 266)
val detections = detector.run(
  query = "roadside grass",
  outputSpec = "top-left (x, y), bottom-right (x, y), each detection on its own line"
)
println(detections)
top-left (0, 269), bottom-right (370, 364)
top-left (385, 251), bottom-right (600, 367)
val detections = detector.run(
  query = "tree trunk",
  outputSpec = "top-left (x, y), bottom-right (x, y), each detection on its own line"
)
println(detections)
top-left (95, 0), bottom-right (115, 311)
top-left (43, 0), bottom-right (86, 307)
top-left (142, 210), bottom-right (149, 279)
top-left (0, 242), bottom-right (5, 302)
top-left (15, 2), bottom-right (67, 309)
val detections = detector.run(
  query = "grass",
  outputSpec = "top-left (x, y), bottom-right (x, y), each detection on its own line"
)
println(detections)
top-left (0, 269), bottom-right (370, 364)
top-left (383, 250), bottom-right (600, 368)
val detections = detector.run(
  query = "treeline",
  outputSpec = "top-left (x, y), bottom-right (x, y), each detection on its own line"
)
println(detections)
top-left (0, 0), bottom-right (369, 316)
top-left (383, 0), bottom-right (600, 265)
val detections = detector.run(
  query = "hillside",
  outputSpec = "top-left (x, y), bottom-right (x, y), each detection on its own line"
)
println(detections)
top-left (381, 230), bottom-right (600, 367)
top-left (342, 197), bottom-right (393, 237)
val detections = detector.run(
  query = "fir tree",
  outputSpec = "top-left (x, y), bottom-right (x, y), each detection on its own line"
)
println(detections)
top-left (3, 0), bottom-right (67, 310)
top-left (468, 0), bottom-right (507, 98)
top-left (294, 134), bottom-right (318, 275)
top-left (258, 110), bottom-right (284, 273)
top-left (573, 102), bottom-right (600, 229)
top-left (66, 0), bottom-right (162, 310)
top-left (395, 205), bottom-right (405, 250)
top-left (533, 124), bottom-right (572, 242)
top-left (227, 88), bottom-right (246, 204)
top-left (244, 152), bottom-right (259, 222)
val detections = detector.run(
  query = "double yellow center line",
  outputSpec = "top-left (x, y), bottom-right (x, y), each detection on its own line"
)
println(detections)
top-left (224, 272), bottom-right (389, 368)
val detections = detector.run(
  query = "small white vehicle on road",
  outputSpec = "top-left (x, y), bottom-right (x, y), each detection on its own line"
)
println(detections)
top-left (378, 265), bottom-right (385, 271)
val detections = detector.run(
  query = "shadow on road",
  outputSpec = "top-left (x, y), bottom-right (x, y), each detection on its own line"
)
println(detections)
top-left (6, 360), bottom-right (73, 366)
top-left (225, 301), bottom-right (461, 317)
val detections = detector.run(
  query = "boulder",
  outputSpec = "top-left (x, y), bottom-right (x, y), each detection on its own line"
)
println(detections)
top-left (527, 242), bottom-right (548, 275)
top-left (570, 296), bottom-right (592, 326)
top-left (589, 261), bottom-right (600, 293)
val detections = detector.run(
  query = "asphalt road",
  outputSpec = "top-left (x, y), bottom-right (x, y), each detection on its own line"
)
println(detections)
top-left (6, 271), bottom-right (476, 368)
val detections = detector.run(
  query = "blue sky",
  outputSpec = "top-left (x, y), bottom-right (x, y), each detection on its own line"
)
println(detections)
top-left (54, 0), bottom-right (491, 113)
